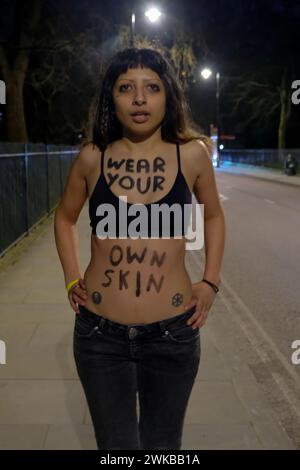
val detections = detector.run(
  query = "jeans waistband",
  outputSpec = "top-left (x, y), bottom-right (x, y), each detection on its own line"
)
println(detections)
top-left (78, 304), bottom-right (197, 334)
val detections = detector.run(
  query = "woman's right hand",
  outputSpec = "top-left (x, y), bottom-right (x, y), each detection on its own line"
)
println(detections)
top-left (68, 278), bottom-right (88, 314)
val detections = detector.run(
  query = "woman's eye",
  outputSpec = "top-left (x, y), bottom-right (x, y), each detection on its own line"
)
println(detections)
top-left (149, 84), bottom-right (160, 91)
top-left (119, 84), bottom-right (130, 91)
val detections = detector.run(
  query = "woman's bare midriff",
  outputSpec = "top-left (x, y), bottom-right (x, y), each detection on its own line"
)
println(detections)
top-left (83, 235), bottom-right (193, 325)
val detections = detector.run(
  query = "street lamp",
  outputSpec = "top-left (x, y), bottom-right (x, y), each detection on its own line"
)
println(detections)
top-left (131, 7), bottom-right (162, 47)
top-left (145, 7), bottom-right (162, 23)
top-left (131, 12), bottom-right (136, 47)
top-left (200, 68), bottom-right (212, 80)
top-left (200, 68), bottom-right (221, 167)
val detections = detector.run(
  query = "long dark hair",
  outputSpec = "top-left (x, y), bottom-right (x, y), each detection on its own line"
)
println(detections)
top-left (86, 47), bottom-right (212, 154)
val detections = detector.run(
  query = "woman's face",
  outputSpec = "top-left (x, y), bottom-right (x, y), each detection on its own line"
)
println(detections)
top-left (112, 66), bottom-right (166, 137)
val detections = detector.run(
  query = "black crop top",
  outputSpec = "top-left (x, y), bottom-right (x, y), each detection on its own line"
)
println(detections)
top-left (89, 142), bottom-right (192, 239)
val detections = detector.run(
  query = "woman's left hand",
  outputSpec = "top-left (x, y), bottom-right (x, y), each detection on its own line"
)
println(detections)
top-left (183, 281), bottom-right (217, 329)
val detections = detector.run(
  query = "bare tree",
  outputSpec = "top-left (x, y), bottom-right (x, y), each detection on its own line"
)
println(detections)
top-left (228, 66), bottom-right (293, 149)
top-left (0, 0), bottom-right (42, 142)
top-left (278, 68), bottom-right (293, 149)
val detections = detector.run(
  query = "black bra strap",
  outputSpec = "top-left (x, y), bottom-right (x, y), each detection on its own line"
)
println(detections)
top-left (176, 142), bottom-right (181, 173)
top-left (100, 147), bottom-right (105, 174)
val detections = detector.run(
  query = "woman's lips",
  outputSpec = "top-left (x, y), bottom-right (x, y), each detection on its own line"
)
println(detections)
top-left (131, 114), bottom-right (150, 123)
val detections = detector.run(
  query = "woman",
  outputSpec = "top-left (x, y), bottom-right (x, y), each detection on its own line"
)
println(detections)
top-left (54, 47), bottom-right (225, 450)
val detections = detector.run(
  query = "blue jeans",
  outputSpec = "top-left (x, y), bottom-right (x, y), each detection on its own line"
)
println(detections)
top-left (73, 304), bottom-right (201, 450)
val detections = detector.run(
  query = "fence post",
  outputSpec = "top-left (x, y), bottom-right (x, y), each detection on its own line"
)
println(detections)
top-left (45, 143), bottom-right (50, 213)
top-left (23, 143), bottom-right (29, 235)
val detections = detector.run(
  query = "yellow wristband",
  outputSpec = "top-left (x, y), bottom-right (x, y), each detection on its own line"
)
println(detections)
top-left (66, 278), bottom-right (79, 293)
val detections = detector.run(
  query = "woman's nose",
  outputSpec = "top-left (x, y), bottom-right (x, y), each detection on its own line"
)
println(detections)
top-left (133, 97), bottom-right (146, 105)
top-left (132, 89), bottom-right (147, 104)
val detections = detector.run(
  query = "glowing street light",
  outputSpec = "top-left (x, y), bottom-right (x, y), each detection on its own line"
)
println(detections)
top-left (131, 6), bottom-right (162, 47)
top-left (201, 68), bottom-right (213, 80)
top-left (145, 7), bottom-right (162, 23)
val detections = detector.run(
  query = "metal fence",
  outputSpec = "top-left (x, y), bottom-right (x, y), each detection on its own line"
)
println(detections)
top-left (0, 142), bottom-right (79, 257)
top-left (220, 148), bottom-right (300, 169)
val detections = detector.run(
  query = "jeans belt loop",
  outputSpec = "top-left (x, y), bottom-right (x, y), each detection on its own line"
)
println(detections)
top-left (98, 317), bottom-right (106, 330)
top-left (158, 319), bottom-right (168, 334)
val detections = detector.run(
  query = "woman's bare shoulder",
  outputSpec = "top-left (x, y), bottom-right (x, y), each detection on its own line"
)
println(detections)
top-left (183, 138), bottom-right (212, 155)
top-left (75, 141), bottom-right (101, 174)
top-left (180, 138), bottom-right (212, 181)
top-left (78, 140), bottom-right (101, 159)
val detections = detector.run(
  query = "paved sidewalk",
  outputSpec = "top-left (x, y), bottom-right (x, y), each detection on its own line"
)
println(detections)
top-left (0, 203), bottom-right (297, 449)
top-left (217, 161), bottom-right (300, 187)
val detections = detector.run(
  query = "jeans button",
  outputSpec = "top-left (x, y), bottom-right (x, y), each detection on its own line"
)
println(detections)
top-left (128, 327), bottom-right (138, 340)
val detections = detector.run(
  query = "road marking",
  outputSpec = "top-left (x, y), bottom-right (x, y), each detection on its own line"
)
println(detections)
top-left (264, 199), bottom-right (275, 204)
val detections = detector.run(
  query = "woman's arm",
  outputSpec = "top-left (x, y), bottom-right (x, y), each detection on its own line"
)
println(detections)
top-left (54, 143), bottom-right (93, 288)
top-left (183, 139), bottom-right (226, 328)
top-left (192, 140), bottom-right (226, 286)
